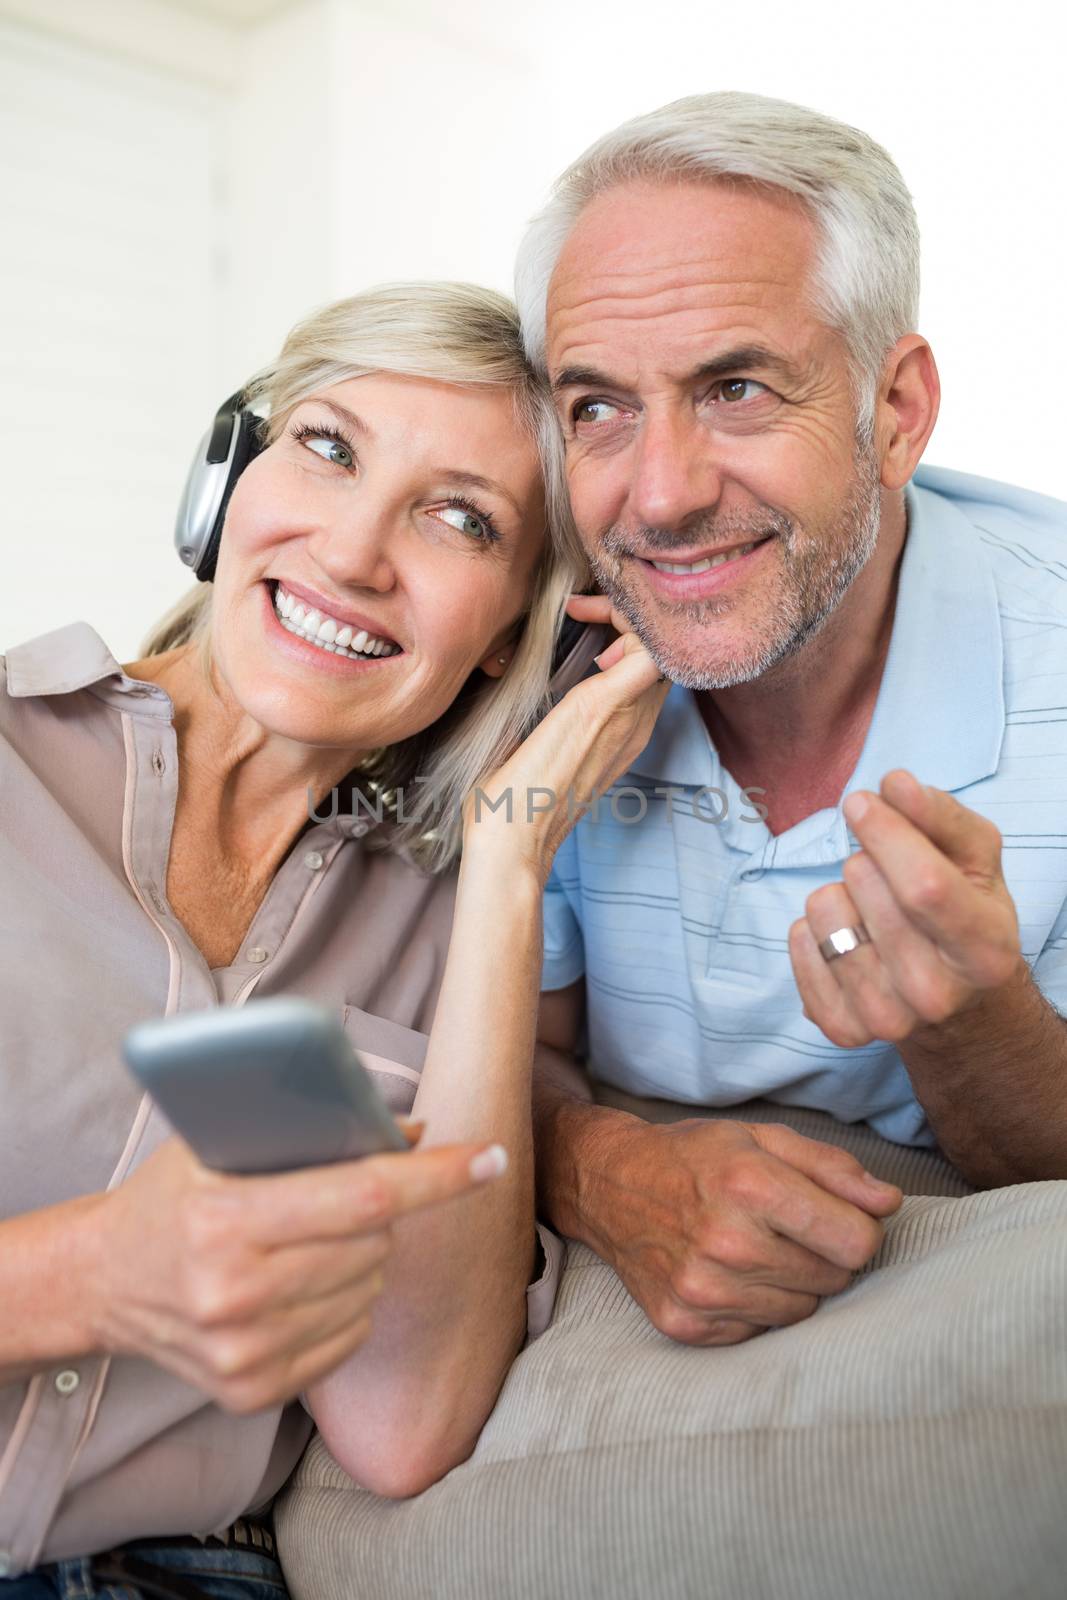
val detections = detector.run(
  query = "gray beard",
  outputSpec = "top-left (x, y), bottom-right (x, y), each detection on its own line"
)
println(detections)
top-left (588, 447), bottom-right (883, 690)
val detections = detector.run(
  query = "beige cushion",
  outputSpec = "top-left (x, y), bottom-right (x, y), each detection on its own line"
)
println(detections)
top-left (276, 1095), bottom-right (1067, 1600)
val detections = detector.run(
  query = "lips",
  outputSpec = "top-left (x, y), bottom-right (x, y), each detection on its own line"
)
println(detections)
top-left (262, 581), bottom-right (403, 670)
top-left (636, 533), bottom-right (774, 571)
top-left (635, 532), bottom-right (775, 599)
top-left (269, 577), bottom-right (400, 647)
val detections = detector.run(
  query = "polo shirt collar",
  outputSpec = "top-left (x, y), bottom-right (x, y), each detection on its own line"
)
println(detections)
top-left (629, 472), bottom-right (1005, 801)
top-left (629, 680), bottom-right (716, 788)
top-left (5, 620), bottom-right (145, 700)
top-left (847, 475), bottom-right (1004, 796)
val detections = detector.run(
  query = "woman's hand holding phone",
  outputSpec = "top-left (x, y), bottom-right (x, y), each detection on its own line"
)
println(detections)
top-left (81, 1131), bottom-right (505, 1414)
top-left (466, 594), bottom-right (669, 884)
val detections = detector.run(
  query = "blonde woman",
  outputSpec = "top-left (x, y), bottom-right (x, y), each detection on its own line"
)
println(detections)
top-left (0, 283), bottom-right (669, 1599)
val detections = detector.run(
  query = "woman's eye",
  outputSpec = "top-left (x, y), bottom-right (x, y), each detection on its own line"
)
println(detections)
top-left (435, 504), bottom-right (496, 542)
top-left (714, 379), bottom-right (767, 404)
top-left (304, 435), bottom-right (354, 467)
top-left (573, 399), bottom-right (620, 427)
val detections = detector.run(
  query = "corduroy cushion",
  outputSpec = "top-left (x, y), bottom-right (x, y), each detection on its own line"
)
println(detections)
top-left (275, 1093), bottom-right (1067, 1600)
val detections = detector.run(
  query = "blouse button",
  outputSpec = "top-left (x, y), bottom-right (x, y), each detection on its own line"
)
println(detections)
top-left (303, 850), bottom-right (325, 871)
top-left (54, 1369), bottom-right (80, 1396)
top-left (246, 947), bottom-right (269, 965)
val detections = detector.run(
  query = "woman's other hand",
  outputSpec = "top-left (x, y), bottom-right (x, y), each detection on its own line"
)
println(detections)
top-left (86, 1134), bottom-right (505, 1414)
top-left (466, 595), bottom-right (669, 883)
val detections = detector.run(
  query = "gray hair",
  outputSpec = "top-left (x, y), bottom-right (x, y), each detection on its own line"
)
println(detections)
top-left (514, 91), bottom-right (920, 434)
top-left (142, 282), bottom-right (587, 873)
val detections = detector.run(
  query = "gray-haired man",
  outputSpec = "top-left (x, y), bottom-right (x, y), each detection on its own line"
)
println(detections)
top-left (519, 94), bottom-right (1067, 1346)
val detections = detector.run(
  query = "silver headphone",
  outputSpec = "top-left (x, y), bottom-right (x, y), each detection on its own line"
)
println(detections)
top-left (174, 391), bottom-right (265, 583)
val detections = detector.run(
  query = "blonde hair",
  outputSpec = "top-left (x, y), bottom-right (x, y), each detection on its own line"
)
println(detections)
top-left (142, 282), bottom-right (586, 872)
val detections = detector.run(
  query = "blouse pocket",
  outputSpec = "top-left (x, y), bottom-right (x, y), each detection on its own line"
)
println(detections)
top-left (340, 1003), bottom-right (428, 1118)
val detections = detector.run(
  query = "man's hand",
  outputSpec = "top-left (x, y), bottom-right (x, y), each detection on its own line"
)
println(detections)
top-left (570, 1111), bottom-right (901, 1345)
top-left (789, 769), bottom-right (1024, 1047)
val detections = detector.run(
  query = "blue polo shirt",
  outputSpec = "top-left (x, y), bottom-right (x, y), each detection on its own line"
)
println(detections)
top-left (542, 464), bottom-right (1067, 1147)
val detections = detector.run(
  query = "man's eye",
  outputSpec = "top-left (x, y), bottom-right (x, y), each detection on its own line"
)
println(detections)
top-left (714, 379), bottom-right (767, 404)
top-left (304, 435), bottom-right (354, 467)
top-left (573, 399), bottom-right (620, 426)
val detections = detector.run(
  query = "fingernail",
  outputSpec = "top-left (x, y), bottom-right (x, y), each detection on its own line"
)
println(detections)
top-left (843, 792), bottom-right (870, 824)
top-left (862, 1170), bottom-right (893, 1189)
top-left (469, 1144), bottom-right (508, 1182)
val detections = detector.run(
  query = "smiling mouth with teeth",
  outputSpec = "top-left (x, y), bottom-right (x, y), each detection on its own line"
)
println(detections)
top-left (270, 582), bottom-right (402, 660)
top-left (647, 538), bottom-right (766, 574)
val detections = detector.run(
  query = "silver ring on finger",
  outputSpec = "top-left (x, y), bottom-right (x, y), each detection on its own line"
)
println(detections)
top-left (818, 923), bottom-right (871, 963)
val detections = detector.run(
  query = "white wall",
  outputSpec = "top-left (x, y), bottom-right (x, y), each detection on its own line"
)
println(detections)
top-left (0, 9), bottom-right (232, 659)
top-left (223, 0), bottom-right (337, 383)
top-left (1, 0), bottom-right (1065, 661)
top-left (222, 0), bottom-right (541, 377)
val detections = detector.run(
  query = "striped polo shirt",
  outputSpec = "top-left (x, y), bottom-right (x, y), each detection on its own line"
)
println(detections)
top-left (542, 464), bottom-right (1067, 1147)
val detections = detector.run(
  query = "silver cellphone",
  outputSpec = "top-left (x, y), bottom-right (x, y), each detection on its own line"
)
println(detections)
top-left (122, 996), bottom-right (409, 1174)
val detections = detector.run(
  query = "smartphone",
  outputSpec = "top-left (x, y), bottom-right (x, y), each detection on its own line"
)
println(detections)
top-left (122, 997), bottom-right (409, 1175)
top-left (548, 612), bottom-right (612, 702)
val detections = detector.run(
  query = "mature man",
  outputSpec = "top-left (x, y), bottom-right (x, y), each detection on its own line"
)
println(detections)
top-left (514, 92), bottom-right (1067, 1346)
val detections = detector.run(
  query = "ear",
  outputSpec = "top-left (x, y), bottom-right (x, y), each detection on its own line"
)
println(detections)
top-left (477, 642), bottom-right (513, 679)
top-left (875, 335), bottom-right (941, 491)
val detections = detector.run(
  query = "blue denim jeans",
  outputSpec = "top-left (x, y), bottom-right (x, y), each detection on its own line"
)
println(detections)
top-left (0, 1540), bottom-right (289, 1600)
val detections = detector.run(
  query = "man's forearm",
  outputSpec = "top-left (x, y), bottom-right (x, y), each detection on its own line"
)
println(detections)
top-left (899, 961), bottom-right (1067, 1186)
top-left (532, 1044), bottom-right (641, 1244)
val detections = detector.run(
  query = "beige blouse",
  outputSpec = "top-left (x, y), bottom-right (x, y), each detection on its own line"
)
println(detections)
top-left (0, 621), bottom-right (561, 1576)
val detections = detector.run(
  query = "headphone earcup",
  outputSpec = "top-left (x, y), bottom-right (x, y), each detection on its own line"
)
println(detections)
top-left (193, 408), bottom-right (263, 583)
top-left (174, 394), bottom-right (264, 584)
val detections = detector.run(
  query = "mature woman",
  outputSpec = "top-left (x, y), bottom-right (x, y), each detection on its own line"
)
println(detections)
top-left (0, 282), bottom-right (668, 1598)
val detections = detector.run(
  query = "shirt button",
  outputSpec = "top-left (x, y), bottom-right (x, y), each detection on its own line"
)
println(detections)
top-left (0, 1550), bottom-right (11, 1577)
top-left (303, 850), bottom-right (325, 871)
top-left (740, 868), bottom-right (763, 882)
top-left (54, 1369), bottom-right (80, 1396)
top-left (246, 947), bottom-right (269, 964)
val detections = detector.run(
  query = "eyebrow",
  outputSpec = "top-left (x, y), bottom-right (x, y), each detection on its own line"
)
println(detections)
top-left (302, 398), bottom-right (374, 438)
top-left (435, 468), bottom-right (523, 519)
top-left (552, 344), bottom-right (802, 394)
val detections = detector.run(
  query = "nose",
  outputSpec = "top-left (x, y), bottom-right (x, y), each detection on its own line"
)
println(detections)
top-left (627, 406), bottom-right (725, 534)
top-left (308, 500), bottom-right (397, 595)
